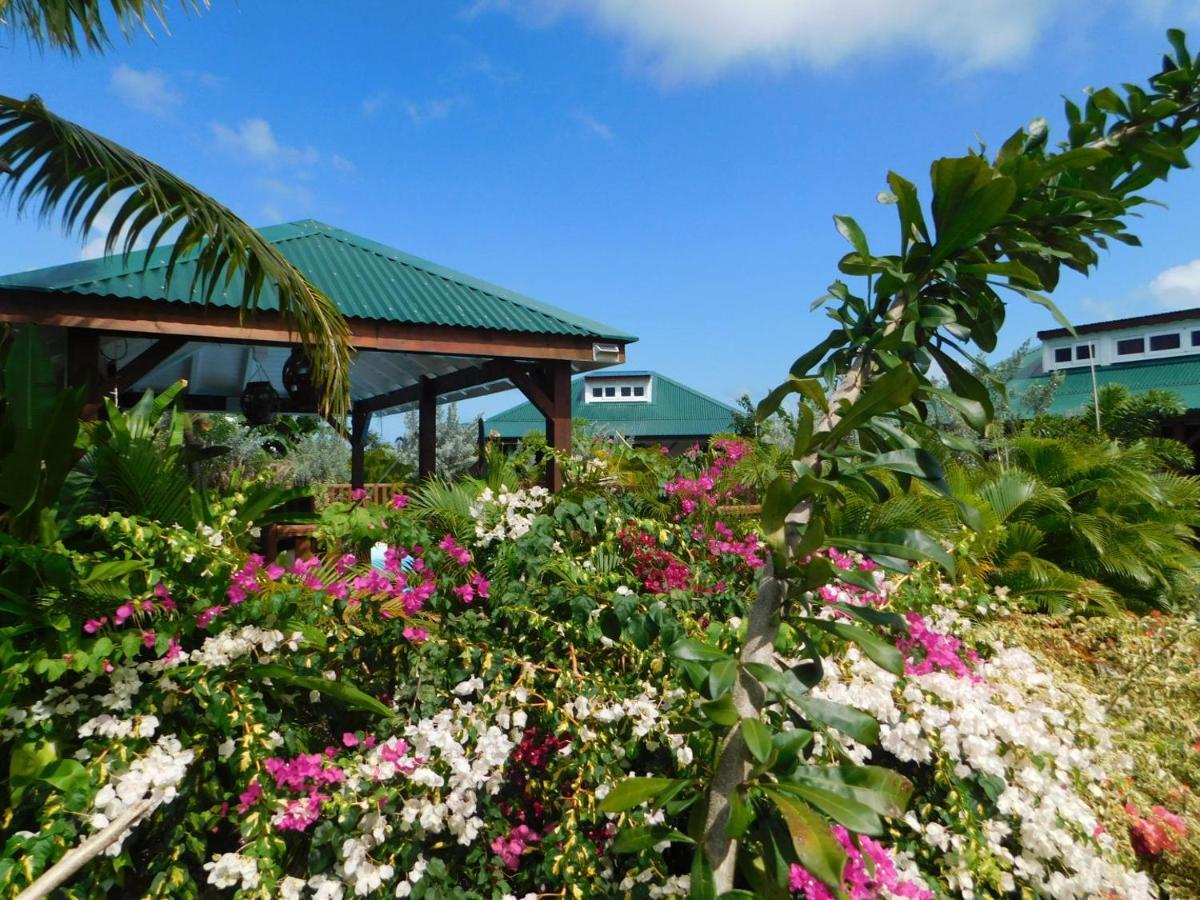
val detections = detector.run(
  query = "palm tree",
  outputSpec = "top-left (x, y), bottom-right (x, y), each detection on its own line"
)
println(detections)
top-left (951, 437), bottom-right (1200, 612)
top-left (0, 0), bottom-right (352, 417)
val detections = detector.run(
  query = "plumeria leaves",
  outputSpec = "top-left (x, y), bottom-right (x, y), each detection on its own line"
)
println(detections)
top-left (611, 826), bottom-right (694, 854)
top-left (740, 718), bottom-right (773, 764)
top-left (762, 788), bottom-right (848, 889)
top-left (803, 618), bottom-right (905, 676)
top-left (599, 777), bottom-right (688, 814)
top-left (250, 664), bottom-right (395, 719)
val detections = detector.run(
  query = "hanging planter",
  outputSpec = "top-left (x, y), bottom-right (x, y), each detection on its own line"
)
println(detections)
top-left (239, 350), bottom-right (280, 426)
top-left (282, 347), bottom-right (318, 408)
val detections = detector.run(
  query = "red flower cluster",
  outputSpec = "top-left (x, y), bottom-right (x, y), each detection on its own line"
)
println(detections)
top-left (618, 526), bottom-right (691, 594)
top-left (1125, 803), bottom-right (1188, 859)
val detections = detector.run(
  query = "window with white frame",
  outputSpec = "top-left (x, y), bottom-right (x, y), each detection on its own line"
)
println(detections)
top-left (584, 376), bottom-right (652, 403)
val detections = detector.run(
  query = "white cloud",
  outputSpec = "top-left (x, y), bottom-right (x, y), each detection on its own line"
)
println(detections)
top-left (110, 64), bottom-right (181, 116)
top-left (472, 0), bottom-right (1060, 82)
top-left (572, 109), bottom-right (614, 141)
top-left (361, 92), bottom-right (388, 116)
top-left (1150, 258), bottom-right (1200, 309)
top-left (1078, 296), bottom-right (1119, 320)
top-left (403, 97), bottom-right (461, 126)
top-left (211, 118), bottom-right (320, 167)
top-left (330, 154), bottom-right (356, 173)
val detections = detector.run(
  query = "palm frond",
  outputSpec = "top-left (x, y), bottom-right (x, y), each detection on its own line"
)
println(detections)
top-left (408, 478), bottom-right (478, 535)
top-left (0, 94), bottom-right (351, 418)
top-left (0, 0), bottom-right (203, 55)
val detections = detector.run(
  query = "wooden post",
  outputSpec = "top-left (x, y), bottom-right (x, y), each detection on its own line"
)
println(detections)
top-left (544, 361), bottom-right (572, 492)
top-left (418, 376), bottom-right (437, 479)
top-left (350, 407), bottom-right (369, 489)
top-left (66, 328), bottom-right (102, 419)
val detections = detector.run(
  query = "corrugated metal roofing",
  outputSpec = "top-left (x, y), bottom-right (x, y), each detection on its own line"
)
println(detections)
top-left (1008, 354), bottom-right (1200, 414)
top-left (0, 220), bottom-right (636, 342)
top-left (485, 370), bottom-right (735, 439)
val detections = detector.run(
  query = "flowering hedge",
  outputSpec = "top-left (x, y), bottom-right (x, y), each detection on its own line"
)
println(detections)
top-left (0, 442), bottom-right (1195, 898)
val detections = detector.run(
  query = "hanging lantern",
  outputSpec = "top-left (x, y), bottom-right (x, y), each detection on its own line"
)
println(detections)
top-left (240, 379), bottom-right (279, 426)
top-left (240, 348), bottom-right (279, 426)
top-left (282, 347), bottom-right (318, 408)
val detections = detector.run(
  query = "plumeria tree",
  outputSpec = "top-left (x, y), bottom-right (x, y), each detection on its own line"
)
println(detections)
top-left (0, 0), bottom-right (353, 417)
top-left (604, 30), bottom-right (1200, 895)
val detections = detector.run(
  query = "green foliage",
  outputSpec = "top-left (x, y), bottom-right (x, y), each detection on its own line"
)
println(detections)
top-left (952, 436), bottom-right (1200, 611)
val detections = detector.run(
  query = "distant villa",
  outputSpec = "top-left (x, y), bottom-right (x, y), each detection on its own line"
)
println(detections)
top-left (484, 370), bottom-right (735, 453)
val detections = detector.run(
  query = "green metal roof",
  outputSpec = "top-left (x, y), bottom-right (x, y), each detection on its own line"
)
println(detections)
top-left (0, 220), bottom-right (636, 342)
top-left (485, 370), bottom-right (736, 440)
top-left (1008, 353), bottom-right (1200, 415)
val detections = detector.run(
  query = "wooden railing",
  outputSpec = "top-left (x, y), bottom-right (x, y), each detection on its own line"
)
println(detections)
top-left (323, 483), bottom-right (398, 506)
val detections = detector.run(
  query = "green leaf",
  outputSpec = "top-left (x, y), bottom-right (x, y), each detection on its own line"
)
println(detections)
top-left (887, 171), bottom-right (929, 250)
top-left (832, 528), bottom-right (956, 576)
top-left (789, 329), bottom-right (845, 377)
top-left (924, 386), bottom-right (989, 434)
top-left (600, 777), bottom-right (685, 813)
top-left (762, 789), bottom-right (847, 889)
top-left (690, 848), bottom-right (717, 900)
top-left (740, 718), bottom-right (773, 763)
top-left (670, 638), bottom-right (731, 664)
top-left (726, 790), bottom-right (755, 839)
top-left (708, 658), bottom-right (737, 699)
top-left (251, 664), bottom-right (395, 718)
top-left (770, 780), bottom-right (883, 835)
top-left (823, 367), bottom-right (919, 447)
top-left (702, 693), bottom-right (739, 727)
top-left (863, 448), bottom-right (946, 483)
top-left (833, 215), bottom-right (871, 261)
top-left (81, 559), bottom-right (149, 584)
top-left (1017, 288), bottom-right (1075, 335)
top-left (794, 695), bottom-right (879, 745)
top-left (804, 619), bottom-right (904, 675)
top-left (788, 765), bottom-right (914, 818)
top-left (40, 759), bottom-right (89, 794)
top-left (758, 377), bottom-right (828, 421)
top-left (929, 156), bottom-right (1016, 266)
top-left (10, 740), bottom-right (57, 801)
top-left (772, 728), bottom-right (814, 771)
top-left (744, 662), bottom-right (810, 705)
top-left (927, 344), bottom-right (994, 428)
top-left (611, 826), bottom-right (694, 854)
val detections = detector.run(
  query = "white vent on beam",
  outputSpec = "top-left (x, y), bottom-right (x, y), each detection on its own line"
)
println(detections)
top-left (592, 342), bottom-right (621, 363)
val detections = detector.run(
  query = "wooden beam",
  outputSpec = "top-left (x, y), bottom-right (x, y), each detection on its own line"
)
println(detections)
top-left (103, 337), bottom-right (187, 395)
top-left (544, 361), bottom-right (572, 493)
top-left (357, 359), bottom-right (518, 414)
top-left (66, 328), bottom-right (102, 419)
top-left (350, 409), bottom-right (370, 489)
top-left (0, 291), bottom-right (627, 363)
top-left (505, 363), bottom-right (555, 418)
top-left (418, 377), bottom-right (437, 479)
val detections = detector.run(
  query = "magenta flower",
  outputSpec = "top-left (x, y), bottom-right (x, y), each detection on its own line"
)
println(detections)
top-left (236, 779), bottom-right (262, 813)
top-left (350, 488), bottom-right (367, 502)
top-left (403, 625), bottom-right (429, 643)
top-left (141, 630), bottom-right (156, 649)
top-left (438, 535), bottom-right (472, 567)
top-left (342, 732), bottom-right (359, 748)
top-left (391, 492), bottom-right (409, 509)
top-left (265, 563), bottom-right (286, 581)
top-left (196, 605), bottom-right (225, 629)
top-left (113, 602), bottom-right (135, 624)
top-left (163, 638), bottom-right (183, 663)
top-left (83, 617), bottom-right (108, 635)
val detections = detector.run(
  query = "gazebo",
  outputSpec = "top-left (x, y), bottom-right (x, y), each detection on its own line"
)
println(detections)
top-left (0, 220), bottom-right (636, 490)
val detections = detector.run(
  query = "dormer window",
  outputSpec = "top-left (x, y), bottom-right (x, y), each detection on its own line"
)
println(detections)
top-left (584, 374), bottom-right (653, 403)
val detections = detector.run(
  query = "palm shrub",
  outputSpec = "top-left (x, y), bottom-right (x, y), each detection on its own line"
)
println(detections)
top-left (951, 436), bottom-right (1200, 611)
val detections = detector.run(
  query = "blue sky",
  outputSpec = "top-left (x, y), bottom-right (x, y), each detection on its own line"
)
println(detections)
top-left (4, 1), bottom-right (1200, 440)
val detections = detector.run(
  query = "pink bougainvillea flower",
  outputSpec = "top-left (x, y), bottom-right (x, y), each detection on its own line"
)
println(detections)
top-left (140, 598), bottom-right (155, 612)
top-left (403, 625), bottom-right (429, 643)
top-left (102, 660), bottom-right (114, 673)
top-left (83, 617), bottom-right (108, 635)
top-left (163, 638), bottom-right (183, 662)
top-left (439, 535), bottom-right (472, 567)
top-left (265, 563), bottom-right (286, 581)
top-left (391, 492), bottom-right (409, 509)
top-left (141, 630), bottom-right (156, 649)
top-left (236, 779), bottom-right (262, 814)
top-left (342, 732), bottom-right (359, 748)
top-left (113, 602), bottom-right (136, 624)
top-left (491, 824), bottom-right (540, 871)
top-left (350, 488), bottom-right (367, 502)
top-left (196, 605), bottom-right (225, 629)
